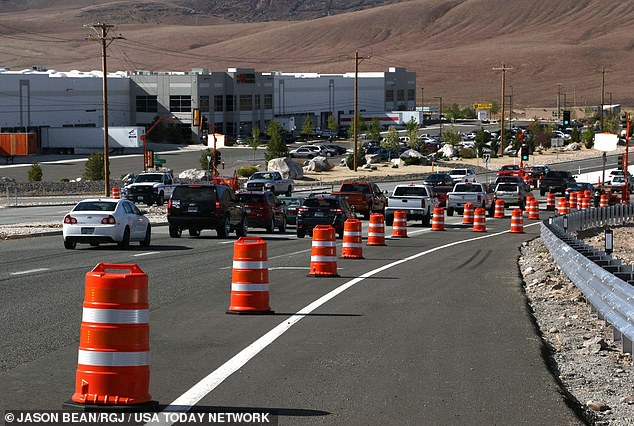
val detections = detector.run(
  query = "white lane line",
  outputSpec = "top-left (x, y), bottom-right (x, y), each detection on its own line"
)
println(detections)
top-left (133, 252), bottom-right (160, 257)
top-left (10, 268), bottom-right (50, 275)
top-left (154, 222), bottom-right (541, 422)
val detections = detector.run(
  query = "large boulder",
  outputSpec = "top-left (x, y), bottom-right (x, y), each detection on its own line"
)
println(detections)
top-left (438, 144), bottom-right (457, 159)
top-left (303, 156), bottom-right (333, 172)
top-left (400, 149), bottom-right (424, 159)
top-left (365, 154), bottom-right (382, 164)
top-left (564, 142), bottom-right (581, 151)
top-left (179, 169), bottom-right (207, 180)
top-left (268, 157), bottom-right (304, 179)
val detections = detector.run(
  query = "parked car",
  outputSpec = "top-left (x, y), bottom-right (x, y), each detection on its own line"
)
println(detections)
top-left (167, 184), bottom-right (247, 238)
top-left (62, 198), bottom-right (151, 249)
top-left (244, 171), bottom-right (294, 195)
top-left (448, 168), bottom-right (477, 183)
top-left (236, 191), bottom-right (287, 233)
top-left (422, 173), bottom-right (454, 187)
top-left (365, 146), bottom-right (394, 161)
top-left (278, 195), bottom-right (306, 225)
top-left (289, 145), bottom-right (327, 158)
top-left (493, 182), bottom-right (533, 209)
top-left (296, 195), bottom-right (355, 238)
top-left (321, 144), bottom-right (348, 155)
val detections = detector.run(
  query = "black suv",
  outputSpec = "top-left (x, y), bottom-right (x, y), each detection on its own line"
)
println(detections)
top-left (167, 184), bottom-right (247, 238)
top-left (296, 195), bottom-right (355, 239)
top-left (539, 170), bottom-right (576, 196)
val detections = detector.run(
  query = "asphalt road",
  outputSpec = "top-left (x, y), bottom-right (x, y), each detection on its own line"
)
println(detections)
top-left (0, 212), bottom-right (584, 424)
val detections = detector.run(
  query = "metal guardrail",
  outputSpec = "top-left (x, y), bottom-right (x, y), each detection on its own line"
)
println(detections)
top-left (541, 204), bottom-right (634, 354)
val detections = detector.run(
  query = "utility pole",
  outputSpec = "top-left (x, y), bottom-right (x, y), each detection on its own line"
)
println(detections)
top-left (353, 50), bottom-right (359, 172)
top-left (557, 83), bottom-right (562, 123)
top-left (493, 64), bottom-right (512, 157)
top-left (85, 23), bottom-right (124, 197)
top-left (600, 66), bottom-right (606, 132)
top-left (420, 87), bottom-right (424, 117)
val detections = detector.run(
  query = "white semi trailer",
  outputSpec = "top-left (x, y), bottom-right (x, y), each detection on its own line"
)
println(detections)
top-left (41, 126), bottom-right (145, 154)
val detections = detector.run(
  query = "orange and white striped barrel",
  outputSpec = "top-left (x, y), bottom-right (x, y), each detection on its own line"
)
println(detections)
top-left (600, 193), bottom-right (609, 208)
top-left (494, 199), bottom-right (505, 218)
top-left (546, 193), bottom-right (556, 211)
top-left (472, 207), bottom-right (486, 232)
top-left (431, 207), bottom-right (445, 231)
top-left (557, 198), bottom-right (570, 215)
top-left (308, 225), bottom-right (339, 277)
top-left (524, 195), bottom-right (535, 216)
top-left (341, 218), bottom-right (363, 259)
top-left (576, 192), bottom-right (583, 210)
top-left (72, 263), bottom-right (151, 405)
top-left (569, 191), bottom-right (577, 210)
top-left (462, 202), bottom-right (474, 225)
top-left (111, 186), bottom-right (120, 199)
top-left (581, 196), bottom-right (592, 210)
top-left (510, 208), bottom-right (524, 233)
top-left (367, 213), bottom-right (386, 246)
top-left (584, 189), bottom-right (592, 200)
top-left (528, 199), bottom-right (540, 220)
top-left (228, 237), bottom-right (273, 314)
top-left (391, 210), bottom-right (408, 238)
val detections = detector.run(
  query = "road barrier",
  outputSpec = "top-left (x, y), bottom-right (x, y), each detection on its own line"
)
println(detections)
top-left (527, 199), bottom-right (540, 220)
top-left (71, 263), bottom-right (152, 405)
top-left (472, 207), bottom-right (486, 232)
top-left (462, 202), bottom-right (474, 225)
top-left (494, 199), bottom-right (505, 219)
top-left (111, 186), bottom-right (120, 199)
top-left (581, 196), bottom-right (591, 210)
top-left (525, 195), bottom-right (535, 216)
top-left (543, 203), bottom-right (634, 354)
top-left (569, 191), bottom-right (577, 210)
top-left (431, 207), bottom-right (445, 231)
top-left (600, 193), bottom-right (609, 208)
top-left (227, 237), bottom-right (273, 314)
top-left (367, 213), bottom-right (386, 246)
top-left (391, 210), bottom-right (408, 238)
top-left (341, 218), bottom-right (364, 259)
top-left (510, 208), bottom-right (524, 233)
top-left (546, 193), bottom-right (556, 211)
top-left (308, 225), bottom-right (339, 277)
top-left (557, 198), bottom-right (570, 215)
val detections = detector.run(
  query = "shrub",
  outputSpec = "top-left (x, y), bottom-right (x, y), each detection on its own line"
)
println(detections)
top-left (346, 148), bottom-right (366, 170)
top-left (28, 163), bottom-right (43, 181)
top-left (83, 153), bottom-right (104, 181)
top-left (403, 157), bottom-right (421, 166)
top-left (237, 166), bottom-right (259, 178)
top-left (459, 148), bottom-right (476, 159)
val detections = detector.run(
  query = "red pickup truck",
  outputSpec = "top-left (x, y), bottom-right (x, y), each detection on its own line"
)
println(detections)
top-left (496, 164), bottom-right (524, 178)
top-left (331, 181), bottom-right (387, 219)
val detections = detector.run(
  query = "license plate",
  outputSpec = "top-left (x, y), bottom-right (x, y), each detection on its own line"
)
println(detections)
top-left (81, 227), bottom-right (94, 234)
top-left (188, 207), bottom-right (198, 213)
top-left (315, 211), bottom-right (325, 217)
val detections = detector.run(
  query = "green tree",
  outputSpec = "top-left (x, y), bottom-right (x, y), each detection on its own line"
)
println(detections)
top-left (265, 120), bottom-right (288, 162)
top-left (27, 162), bottom-right (42, 182)
top-left (354, 112), bottom-right (366, 134)
top-left (301, 115), bottom-right (313, 140)
top-left (83, 153), bottom-right (104, 181)
top-left (445, 103), bottom-right (461, 121)
top-left (381, 126), bottom-right (401, 154)
top-left (442, 125), bottom-right (461, 147)
top-left (200, 149), bottom-right (220, 172)
top-left (405, 117), bottom-right (419, 149)
top-left (249, 127), bottom-right (261, 160)
top-left (346, 147), bottom-right (366, 170)
top-left (581, 127), bottom-right (595, 149)
top-left (528, 119), bottom-right (552, 149)
top-left (490, 102), bottom-right (500, 116)
top-left (602, 116), bottom-right (621, 134)
top-left (461, 106), bottom-right (477, 119)
top-left (326, 114), bottom-right (338, 135)
top-left (570, 127), bottom-right (581, 144)
top-left (474, 128), bottom-right (490, 158)
top-left (366, 118), bottom-right (381, 141)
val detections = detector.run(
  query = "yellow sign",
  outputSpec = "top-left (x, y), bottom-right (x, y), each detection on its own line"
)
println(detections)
top-left (473, 103), bottom-right (493, 110)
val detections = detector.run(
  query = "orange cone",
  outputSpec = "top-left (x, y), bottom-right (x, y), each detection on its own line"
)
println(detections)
top-left (431, 207), bottom-right (445, 231)
top-left (111, 186), bottom-right (120, 199)
top-left (494, 199), bottom-right (505, 218)
top-left (557, 198), bottom-right (570, 215)
top-left (528, 199), bottom-right (540, 220)
top-left (71, 263), bottom-right (152, 405)
top-left (308, 225), bottom-right (339, 277)
top-left (472, 207), bottom-right (486, 232)
top-left (227, 237), bottom-right (273, 314)
top-left (391, 210), bottom-right (408, 238)
top-left (367, 213), bottom-right (386, 246)
top-left (510, 209), bottom-right (524, 233)
top-left (462, 202), bottom-right (474, 225)
top-left (546, 193), bottom-right (556, 211)
top-left (341, 218), bottom-right (363, 259)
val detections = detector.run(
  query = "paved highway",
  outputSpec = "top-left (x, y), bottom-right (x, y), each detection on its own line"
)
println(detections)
top-left (0, 211), bottom-right (584, 424)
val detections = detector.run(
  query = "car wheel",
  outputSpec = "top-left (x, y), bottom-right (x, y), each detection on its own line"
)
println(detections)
top-left (64, 239), bottom-right (76, 250)
top-left (189, 228), bottom-right (201, 237)
top-left (266, 217), bottom-right (275, 233)
top-left (447, 207), bottom-right (454, 216)
top-left (236, 216), bottom-right (248, 237)
top-left (278, 216), bottom-right (287, 233)
top-left (157, 192), bottom-right (164, 206)
top-left (297, 230), bottom-right (305, 238)
top-left (169, 225), bottom-right (182, 238)
top-left (140, 225), bottom-right (151, 247)
top-left (118, 227), bottom-right (130, 249)
top-left (216, 215), bottom-right (230, 238)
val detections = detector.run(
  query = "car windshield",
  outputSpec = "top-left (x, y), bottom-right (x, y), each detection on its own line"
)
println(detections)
top-left (134, 174), bottom-right (163, 183)
top-left (237, 194), bottom-right (265, 203)
top-left (394, 186), bottom-right (428, 197)
top-left (251, 172), bottom-right (274, 180)
top-left (340, 183), bottom-right (371, 193)
top-left (303, 198), bottom-right (341, 209)
top-left (280, 198), bottom-right (301, 206)
top-left (450, 170), bottom-right (467, 175)
top-left (73, 201), bottom-right (117, 212)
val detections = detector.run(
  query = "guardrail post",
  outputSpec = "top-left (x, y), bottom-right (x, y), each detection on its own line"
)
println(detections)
top-left (624, 337), bottom-right (633, 355)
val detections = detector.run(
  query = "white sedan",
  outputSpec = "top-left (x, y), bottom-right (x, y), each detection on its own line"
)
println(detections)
top-left (62, 198), bottom-right (151, 249)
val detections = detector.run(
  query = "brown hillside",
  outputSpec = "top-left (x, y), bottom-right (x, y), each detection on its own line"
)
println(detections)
top-left (0, 0), bottom-right (633, 108)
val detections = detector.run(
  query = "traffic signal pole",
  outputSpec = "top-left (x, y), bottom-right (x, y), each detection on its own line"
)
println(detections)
top-left (624, 113), bottom-right (630, 204)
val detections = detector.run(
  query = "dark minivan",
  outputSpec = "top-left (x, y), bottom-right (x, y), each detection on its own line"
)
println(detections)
top-left (167, 184), bottom-right (247, 238)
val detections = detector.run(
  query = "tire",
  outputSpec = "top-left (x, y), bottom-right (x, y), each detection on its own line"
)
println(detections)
top-left (64, 239), bottom-right (76, 249)
top-left (140, 225), bottom-right (151, 247)
top-left (117, 227), bottom-right (130, 249)
top-left (447, 207), bottom-right (454, 217)
top-left (189, 228), bottom-right (201, 237)
top-left (278, 216), bottom-right (287, 233)
top-left (169, 225), bottom-right (182, 238)
top-left (157, 192), bottom-right (164, 206)
top-left (385, 215), bottom-right (394, 226)
top-left (297, 230), bottom-right (306, 238)
top-left (216, 215), bottom-right (230, 238)
top-left (266, 217), bottom-right (275, 233)
top-left (235, 216), bottom-right (248, 237)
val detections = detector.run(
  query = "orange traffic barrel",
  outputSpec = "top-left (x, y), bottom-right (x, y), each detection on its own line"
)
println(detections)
top-left (576, 192), bottom-right (584, 210)
top-left (228, 237), bottom-right (273, 314)
top-left (546, 193), bottom-right (556, 211)
top-left (557, 198), bottom-right (570, 215)
top-left (341, 218), bottom-right (363, 259)
top-left (494, 199), bottom-right (505, 218)
top-left (367, 213), bottom-right (386, 246)
top-left (472, 207), bottom-right (486, 232)
top-left (308, 225), bottom-right (339, 277)
top-left (584, 189), bottom-right (592, 199)
top-left (462, 202), bottom-right (474, 225)
top-left (569, 191), bottom-right (578, 210)
top-left (581, 196), bottom-right (592, 210)
top-left (111, 186), bottom-right (120, 199)
top-left (600, 193), bottom-right (609, 208)
top-left (510, 208), bottom-right (524, 233)
top-left (391, 210), bottom-right (408, 238)
top-left (71, 263), bottom-right (151, 405)
top-left (528, 199), bottom-right (540, 220)
top-left (524, 195), bottom-right (535, 216)
top-left (431, 207), bottom-right (445, 231)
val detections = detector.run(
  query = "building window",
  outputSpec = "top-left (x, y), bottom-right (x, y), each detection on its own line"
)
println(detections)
top-left (136, 96), bottom-right (157, 113)
top-left (397, 90), bottom-right (405, 102)
top-left (169, 95), bottom-right (191, 112)
top-left (240, 95), bottom-right (252, 111)
top-left (225, 95), bottom-right (235, 112)
top-left (213, 122), bottom-right (224, 134)
top-left (264, 94), bottom-right (273, 110)
top-left (255, 94), bottom-right (261, 110)
top-left (407, 89), bottom-right (415, 101)
top-left (214, 95), bottom-right (223, 112)
top-left (385, 90), bottom-right (394, 102)
top-left (236, 73), bottom-right (256, 84)
top-left (200, 96), bottom-right (209, 113)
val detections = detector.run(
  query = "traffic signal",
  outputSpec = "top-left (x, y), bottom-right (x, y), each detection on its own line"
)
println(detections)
top-left (562, 110), bottom-right (571, 126)
top-left (521, 144), bottom-right (529, 161)
top-left (146, 149), bottom-right (154, 169)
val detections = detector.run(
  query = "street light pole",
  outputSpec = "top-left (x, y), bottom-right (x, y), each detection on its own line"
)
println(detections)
top-left (433, 96), bottom-right (443, 142)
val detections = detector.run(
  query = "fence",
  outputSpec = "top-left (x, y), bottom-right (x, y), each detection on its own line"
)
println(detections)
top-left (542, 204), bottom-right (634, 354)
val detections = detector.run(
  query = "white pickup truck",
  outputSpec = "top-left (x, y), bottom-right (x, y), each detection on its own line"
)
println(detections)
top-left (244, 171), bottom-right (294, 196)
top-left (446, 182), bottom-right (494, 216)
top-left (384, 183), bottom-right (438, 226)
top-left (123, 171), bottom-right (176, 206)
